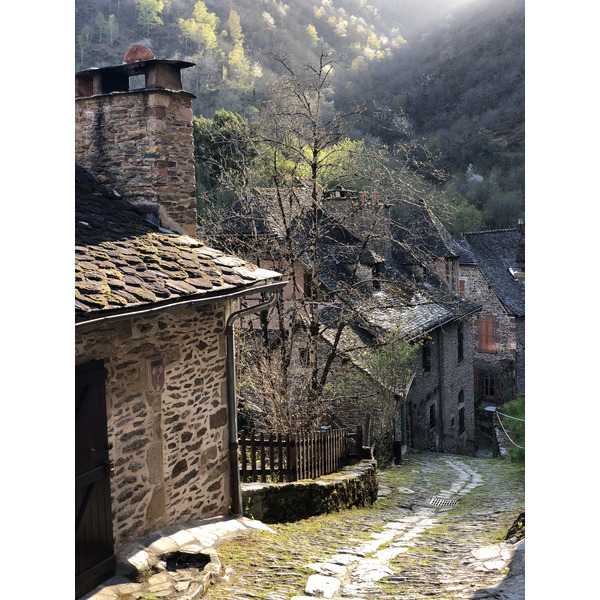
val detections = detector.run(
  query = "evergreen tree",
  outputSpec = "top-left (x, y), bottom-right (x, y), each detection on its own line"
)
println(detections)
top-left (106, 14), bottom-right (119, 46)
top-left (134, 0), bottom-right (164, 37)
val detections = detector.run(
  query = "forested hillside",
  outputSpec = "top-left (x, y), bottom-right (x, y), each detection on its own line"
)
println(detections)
top-left (75, 0), bottom-right (524, 233)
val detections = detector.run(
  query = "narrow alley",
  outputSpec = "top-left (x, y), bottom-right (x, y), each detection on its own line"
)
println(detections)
top-left (205, 451), bottom-right (525, 600)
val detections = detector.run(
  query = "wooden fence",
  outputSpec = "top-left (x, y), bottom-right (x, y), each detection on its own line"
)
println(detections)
top-left (239, 427), bottom-right (363, 483)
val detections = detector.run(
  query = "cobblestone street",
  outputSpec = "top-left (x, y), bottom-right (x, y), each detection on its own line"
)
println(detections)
top-left (205, 451), bottom-right (525, 600)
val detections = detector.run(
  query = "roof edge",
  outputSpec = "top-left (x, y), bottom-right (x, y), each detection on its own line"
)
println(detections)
top-left (75, 280), bottom-right (286, 329)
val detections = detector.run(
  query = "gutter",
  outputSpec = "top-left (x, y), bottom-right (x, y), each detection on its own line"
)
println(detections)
top-left (75, 281), bottom-right (285, 329)
top-left (226, 288), bottom-right (283, 516)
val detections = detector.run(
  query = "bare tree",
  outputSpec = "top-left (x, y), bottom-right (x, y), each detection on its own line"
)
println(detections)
top-left (198, 52), bottom-right (457, 434)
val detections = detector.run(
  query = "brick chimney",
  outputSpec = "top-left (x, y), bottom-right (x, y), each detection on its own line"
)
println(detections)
top-left (75, 46), bottom-right (197, 236)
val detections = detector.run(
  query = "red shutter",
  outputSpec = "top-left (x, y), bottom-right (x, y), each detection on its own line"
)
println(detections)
top-left (478, 315), bottom-right (497, 353)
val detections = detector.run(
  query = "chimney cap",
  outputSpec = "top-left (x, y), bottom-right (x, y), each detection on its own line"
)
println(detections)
top-left (123, 44), bottom-right (155, 63)
top-left (76, 56), bottom-right (196, 98)
top-left (76, 58), bottom-right (195, 79)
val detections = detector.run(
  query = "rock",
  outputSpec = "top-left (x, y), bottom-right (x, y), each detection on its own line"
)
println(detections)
top-left (374, 546), bottom-right (409, 560)
top-left (305, 562), bottom-right (347, 576)
top-left (351, 558), bottom-right (393, 583)
top-left (329, 553), bottom-right (361, 565)
top-left (305, 574), bottom-right (341, 598)
top-left (471, 544), bottom-right (501, 560)
top-left (483, 559), bottom-right (508, 570)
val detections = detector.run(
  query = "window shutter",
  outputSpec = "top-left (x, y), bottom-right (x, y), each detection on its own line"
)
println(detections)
top-left (478, 315), bottom-right (497, 353)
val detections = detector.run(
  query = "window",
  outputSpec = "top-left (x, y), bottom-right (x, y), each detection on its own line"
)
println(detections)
top-left (459, 278), bottom-right (467, 297)
top-left (458, 407), bottom-right (465, 435)
top-left (477, 315), bottom-right (497, 353)
top-left (422, 343), bottom-right (431, 372)
top-left (429, 404), bottom-right (436, 429)
top-left (475, 372), bottom-right (495, 398)
top-left (457, 322), bottom-right (464, 362)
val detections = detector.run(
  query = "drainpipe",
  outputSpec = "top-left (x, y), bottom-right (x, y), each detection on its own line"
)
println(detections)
top-left (226, 288), bottom-right (283, 516)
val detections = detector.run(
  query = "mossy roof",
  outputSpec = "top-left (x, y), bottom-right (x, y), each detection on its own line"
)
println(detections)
top-left (75, 165), bottom-right (282, 321)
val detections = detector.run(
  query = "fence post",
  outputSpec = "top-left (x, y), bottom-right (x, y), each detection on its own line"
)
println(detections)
top-left (260, 432), bottom-right (266, 483)
top-left (277, 433), bottom-right (284, 482)
top-left (269, 432), bottom-right (275, 483)
top-left (239, 431), bottom-right (247, 483)
top-left (290, 433), bottom-right (298, 482)
top-left (286, 433), bottom-right (293, 482)
top-left (299, 431), bottom-right (305, 480)
top-left (315, 432), bottom-right (320, 478)
top-left (310, 431), bottom-right (315, 479)
top-left (316, 432), bottom-right (320, 478)
top-left (250, 431), bottom-right (257, 482)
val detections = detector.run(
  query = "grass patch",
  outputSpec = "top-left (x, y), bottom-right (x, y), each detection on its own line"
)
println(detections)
top-left (499, 396), bottom-right (525, 463)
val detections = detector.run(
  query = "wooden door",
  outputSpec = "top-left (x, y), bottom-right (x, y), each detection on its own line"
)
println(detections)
top-left (75, 360), bottom-right (115, 598)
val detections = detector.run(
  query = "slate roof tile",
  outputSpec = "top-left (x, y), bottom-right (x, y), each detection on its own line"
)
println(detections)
top-left (75, 165), bottom-right (282, 321)
top-left (200, 183), bottom-right (480, 339)
top-left (398, 203), bottom-right (464, 261)
top-left (460, 229), bottom-right (525, 317)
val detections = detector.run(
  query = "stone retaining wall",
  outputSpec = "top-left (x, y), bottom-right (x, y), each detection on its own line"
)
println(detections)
top-left (240, 459), bottom-right (378, 523)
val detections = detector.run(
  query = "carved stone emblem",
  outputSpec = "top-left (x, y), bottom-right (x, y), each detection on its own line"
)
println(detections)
top-left (149, 356), bottom-right (165, 393)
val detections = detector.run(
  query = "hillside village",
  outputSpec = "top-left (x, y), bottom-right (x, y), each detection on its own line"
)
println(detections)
top-left (75, 45), bottom-right (524, 599)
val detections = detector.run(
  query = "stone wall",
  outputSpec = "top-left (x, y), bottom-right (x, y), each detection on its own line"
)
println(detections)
top-left (75, 89), bottom-right (197, 237)
top-left (460, 264), bottom-right (521, 401)
top-left (241, 460), bottom-right (378, 523)
top-left (322, 320), bottom-right (476, 457)
top-left (514, 316), bottom-right (525, 397)
top-left (405, 319), bottom-right (476, 455)
top-left (439, 319), bottom-right (476, 455)
top-left (75, 303), bottom-right (232, 551)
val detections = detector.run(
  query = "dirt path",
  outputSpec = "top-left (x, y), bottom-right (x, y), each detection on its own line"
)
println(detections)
top-left (205, 451), bottom-right (525, 600)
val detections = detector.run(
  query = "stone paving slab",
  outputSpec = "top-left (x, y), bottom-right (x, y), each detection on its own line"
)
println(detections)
top-left (305, 573), bottom-right (341, 597)
top-left (190, 452), bottom-right (524, 600)
top-left (80, 516), bottom-right (276, 600)
top-left (284, 453), bottom-right (523, 600)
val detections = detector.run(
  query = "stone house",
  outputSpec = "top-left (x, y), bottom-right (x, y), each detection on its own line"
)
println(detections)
top-left (75, 48), bottom-right (284, 597)
top-left (317, 198), bottom-right (481, 456)
top-left (210, 185), bottom-right (480, 456)
top-left (457, 225), bottom-right (525, 403)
